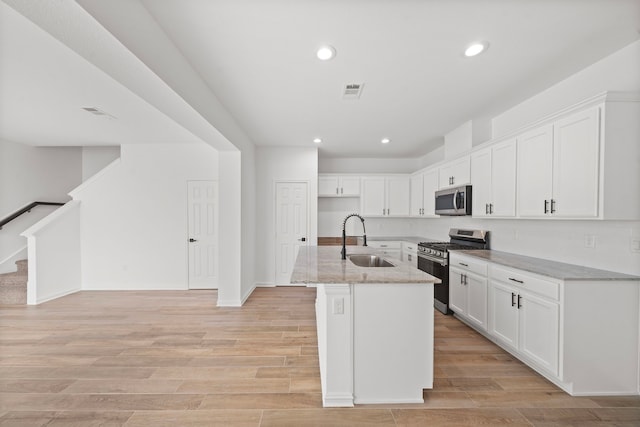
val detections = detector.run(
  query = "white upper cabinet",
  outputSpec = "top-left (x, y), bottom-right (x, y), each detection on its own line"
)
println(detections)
top-left (361, 175), bottom-right (410, 217)
top-left (318, 175), bottom-right (360, 197)
top-left (517, 125), bottom-right (554, 217)
top-left (552, 108), bottom-right (600, 218)
top-left (517, 108), bottom-right (600, 218)
top-left (439, 156), bottom-right (470, 189)
top-left (472, 139), bottom-right (516, 218)
top-left (410, 169), bottom-right (439, 217)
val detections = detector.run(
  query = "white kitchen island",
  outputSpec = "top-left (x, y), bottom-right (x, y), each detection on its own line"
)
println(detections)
top-left (291, 246), bottom-right (440, 407)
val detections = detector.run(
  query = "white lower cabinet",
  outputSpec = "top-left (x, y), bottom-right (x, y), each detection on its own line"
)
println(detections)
top-left (401, 241), bottom-right (418, 266)
top-left (449, 253), bottom-right (488, 331)
top-left (451, 252), bottom-right (640, 396)
top-left (367, 240), bottom-right (401, 259)
top-left (488, 279), bottom-right (559, 376)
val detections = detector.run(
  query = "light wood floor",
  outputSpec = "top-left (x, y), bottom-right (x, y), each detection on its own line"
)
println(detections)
top-left (1, 287), bottom-right (638, 426)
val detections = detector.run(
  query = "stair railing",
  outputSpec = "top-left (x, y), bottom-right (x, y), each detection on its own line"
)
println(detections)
top-left (0, 202), bottom-right (65, 230)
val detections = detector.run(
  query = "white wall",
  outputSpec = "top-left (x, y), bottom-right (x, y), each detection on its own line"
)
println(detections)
top-left (319, 157), bottom-right (419, 174)
top-left (0, 139), bottom-right (81, 216)
top-left (75, 142), bottom-right (218, 290)
top-left (493, 40), bottom-right (640, 138)
top-left (82, 146), bottom-right (120, 181)
top-left (255, 147), bottom-right (318, 285)
top-left (22, 201), bottom-right (81, 304)
top-left (0, 140), bottom-right (81, 272)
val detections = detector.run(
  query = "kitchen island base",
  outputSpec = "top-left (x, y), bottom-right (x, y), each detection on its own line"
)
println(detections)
top-left (315, 282), bottom-right (434, 407)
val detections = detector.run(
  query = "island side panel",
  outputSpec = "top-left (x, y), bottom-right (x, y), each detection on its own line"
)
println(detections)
top-left (563, 280), bottom-right (640, 395)
top-left (315, 283), bottom-right (354, 407)
top-left (352, 283), bottom-right (434, 404)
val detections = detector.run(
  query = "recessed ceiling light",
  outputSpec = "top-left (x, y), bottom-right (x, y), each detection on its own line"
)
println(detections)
top-left (313, 138), bottom-right (322, 144)
top-left (381, 138), bottom-right (391, 144)
top-left (316, 45), bottom-right (336, 61)
top-left (464, 42), bottom-right (489, 57)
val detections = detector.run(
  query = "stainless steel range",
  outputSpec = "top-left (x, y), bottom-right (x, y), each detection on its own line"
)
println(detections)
top-left (417, 229), bottom-right (489, 314)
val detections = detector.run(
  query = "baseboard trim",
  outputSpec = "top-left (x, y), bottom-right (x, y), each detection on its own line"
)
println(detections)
top-left (256, 282), bottom-right (276, 287)
top-left (322, 393), bottom-right (354, 408)
top-left (33, 287), bottom-right (80, 305)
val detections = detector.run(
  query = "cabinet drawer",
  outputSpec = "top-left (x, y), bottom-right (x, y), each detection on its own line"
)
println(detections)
top-left (449, 253), bottom-right (488, 277)
top-left (489, 265), bottom-right (559, 300)
top-left (368, 241), bottom-right (401, 249)
top-left (402, 241), bottom-right (417, 253)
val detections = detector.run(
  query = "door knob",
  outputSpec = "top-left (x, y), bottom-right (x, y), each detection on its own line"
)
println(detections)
top-left (298, 237), bottom-right (306, 242)
top-left (189, 238), bottom-right (197, 242)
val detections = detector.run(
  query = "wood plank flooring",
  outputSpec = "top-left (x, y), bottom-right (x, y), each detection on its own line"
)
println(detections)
top-left (1, 287), bottom-right (638, 426)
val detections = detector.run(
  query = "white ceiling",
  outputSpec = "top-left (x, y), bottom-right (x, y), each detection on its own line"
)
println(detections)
top-left (0, 1), bottom-right (205, 147)
top-left (2, 0), bottom-right (639, 158)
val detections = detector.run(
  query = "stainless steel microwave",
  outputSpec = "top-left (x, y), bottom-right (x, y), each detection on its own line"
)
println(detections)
top-left (435, 185), bottom-right (472, 216)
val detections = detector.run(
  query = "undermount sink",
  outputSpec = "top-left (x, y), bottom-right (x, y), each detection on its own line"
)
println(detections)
top-left (348, 254), bottom-right (395, 268)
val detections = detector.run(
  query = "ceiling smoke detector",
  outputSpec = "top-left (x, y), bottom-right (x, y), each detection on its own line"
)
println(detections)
top-left (343, 83), bottom-right (364, 99)
top-left (81, 107), bottom-right (116, 119)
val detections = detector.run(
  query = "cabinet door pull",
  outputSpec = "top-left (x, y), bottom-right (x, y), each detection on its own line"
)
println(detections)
top-left (382, 208), bottom-right (385, 215)
top-left (387, 208), bottom-right (390, 215)
top-left (511, 292), bottom-right (516, 307)
top-left (485, 203), bottom-right (489, 214)
top-left (489, 203), bottom-right (493, 214)
top-left (544, 199), bottom-right (549, 214)
top-left (459, 262), bottom-right (469, 267)
top-left (508, 277), bottom-right (524, 284)
top-left (550, 199), bottom-right (556, 214)
top-left (408, 254), bottom-right (412, 262)
top-left (341, 187), bottom-right (344, 194)
top-left (517, 294), bottom-right (522, 309)
top-left (464, 274), bottom-right (468, 285)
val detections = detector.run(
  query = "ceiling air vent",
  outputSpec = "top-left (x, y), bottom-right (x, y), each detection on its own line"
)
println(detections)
top-left (81, 107), bottom-right (116, 119)
top-left (343, 83), bottom-right (364, 100)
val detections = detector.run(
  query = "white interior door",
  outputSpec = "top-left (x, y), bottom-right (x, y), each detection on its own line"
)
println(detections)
top-left (187, 181), bottom-right (219, 289)
top-left (275, 182), bottom-right (308, 285)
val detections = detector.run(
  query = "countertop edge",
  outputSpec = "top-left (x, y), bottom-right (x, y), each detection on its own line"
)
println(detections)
top-left (451, 249), bottom-right (640, 281)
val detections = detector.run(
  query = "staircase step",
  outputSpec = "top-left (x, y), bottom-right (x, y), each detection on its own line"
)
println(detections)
top-left (16, 259), bottom-right (28, 274)
top-left (1, 260), bottom-right (28, 304)
top-left (0, 278), bottom-right (27, 305)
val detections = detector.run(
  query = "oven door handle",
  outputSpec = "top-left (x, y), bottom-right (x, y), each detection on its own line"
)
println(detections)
top-left (418, 252), bottom-right (447, 266)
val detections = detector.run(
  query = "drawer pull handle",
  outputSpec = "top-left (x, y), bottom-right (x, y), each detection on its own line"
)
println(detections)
top-left (511, 292), bottom-right (516, 307)
top-left (509, 278), bottom-right (524, 284)
top-left (459, 262), bottom-right (469, 267)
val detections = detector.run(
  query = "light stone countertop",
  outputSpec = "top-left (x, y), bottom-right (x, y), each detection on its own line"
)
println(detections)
top-left (291, 246), bottom-right (441, 285)
top-left (452, 249), bottom-right (640, 281)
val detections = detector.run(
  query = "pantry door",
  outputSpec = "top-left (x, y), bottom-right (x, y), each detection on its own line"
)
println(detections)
top-left (275, 181), bottom-right (308, 285)
top-left (187, 181), bottom-right (219, 289)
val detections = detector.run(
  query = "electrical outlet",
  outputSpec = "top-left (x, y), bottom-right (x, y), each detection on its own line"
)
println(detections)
top-left (332, 297), bottom-right (344, 315)
top-left (630, 238), bottom-right (640, 253)
top-left (584, 234), bottom-right (596, 248)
